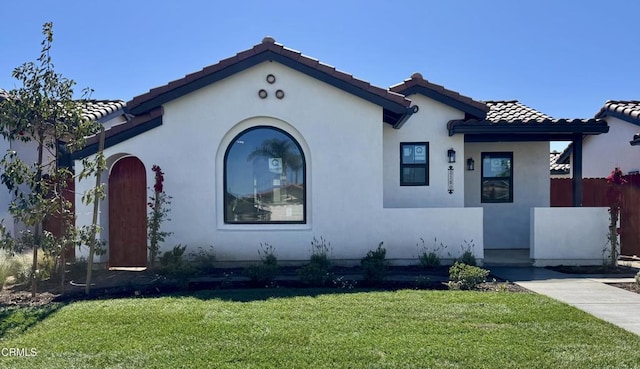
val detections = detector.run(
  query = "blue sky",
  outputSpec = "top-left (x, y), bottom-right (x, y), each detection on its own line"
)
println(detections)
top-left (1, 1), bottom-right (638, 152)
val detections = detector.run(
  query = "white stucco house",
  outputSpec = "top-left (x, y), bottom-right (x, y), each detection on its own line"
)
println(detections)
top-left (558, 101), bottom-right (640, 177)
top-left (65, 38), bottom-right (612, 267)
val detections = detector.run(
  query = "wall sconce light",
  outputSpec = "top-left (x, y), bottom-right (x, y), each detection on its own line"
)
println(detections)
top-left (448, 165), bottom-right (454, 194)
top-left (447, 148), bottom-right (456, 163)
top-left (466, 158), bottom-right (475, 171)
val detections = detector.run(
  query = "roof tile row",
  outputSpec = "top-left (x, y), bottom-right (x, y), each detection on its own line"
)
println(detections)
top-left (596, 100), bottom-right (640, 123)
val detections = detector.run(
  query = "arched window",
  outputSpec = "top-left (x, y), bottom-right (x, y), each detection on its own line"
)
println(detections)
top-left (224, 126), bottom-right (306, 224)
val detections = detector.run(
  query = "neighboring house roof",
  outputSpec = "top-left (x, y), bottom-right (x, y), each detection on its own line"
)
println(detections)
top-left (80, 100), bottom-right (126, 121)
top-left (0, 90), bottom-right (125, 122)
top-left (448, 100), bottom-right (609, 138)
top-left (550, 151), bottom-right (570, 175)
top-left (594, 100), bottom-right (640, 146)
top-left (595, 100), bottom-right (640, 125)
top-left (389, 73), bottom-right (488, 124)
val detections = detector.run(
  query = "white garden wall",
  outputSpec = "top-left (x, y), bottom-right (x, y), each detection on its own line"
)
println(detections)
top-left (530, 207), bottom-right (610, 266)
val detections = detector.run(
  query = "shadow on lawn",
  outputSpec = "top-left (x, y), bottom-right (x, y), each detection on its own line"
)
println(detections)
top-left (0, 303), bottom-right (63, 339)
top-left (168, 284), bottom-right (444, 303)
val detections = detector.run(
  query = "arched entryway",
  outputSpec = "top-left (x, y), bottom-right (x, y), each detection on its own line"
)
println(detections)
top-left (108, 156), bottom-right (147, 268)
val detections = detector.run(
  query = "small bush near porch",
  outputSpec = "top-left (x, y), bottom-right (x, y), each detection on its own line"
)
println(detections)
top-left (2, 290), bottom-right (640, 368)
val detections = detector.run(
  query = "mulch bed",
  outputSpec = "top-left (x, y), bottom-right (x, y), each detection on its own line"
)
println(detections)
top-left (609, 282), bottom-right (640, 294)
top-left (0, 265), bottom-right (528, 307)
top-left (547, 264), bottom-right (638, 276)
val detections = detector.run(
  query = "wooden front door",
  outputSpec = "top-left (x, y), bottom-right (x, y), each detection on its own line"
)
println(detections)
top-left (108, 156), bottom-right (147, 267)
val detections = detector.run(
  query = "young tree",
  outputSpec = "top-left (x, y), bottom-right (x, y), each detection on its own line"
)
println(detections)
top-left (0, 22), bottom-right (102, 296)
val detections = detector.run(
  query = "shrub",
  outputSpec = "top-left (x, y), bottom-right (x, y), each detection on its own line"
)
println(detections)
top-left (361, 242), bottom-right (387, 285)
top-left (456, 240), bottom-right (476, 266)
top-left (417, 238), bottom-right (445, 268)
top-left (3, 251), bottom-right (57, 285)
top-left (158, 244), bottom-right (194, 279)
top-left (636, 271), bottom-right (640, 287)
top-left (448, 262), bottom-right (489, 290)
top-left (190, 246), bottom-right (216, 274)
top-left (0, 251), bottom-right (24, 286)
top-left (298, 236), bottom-right (332, 286)
top-left (245, 243), bottom-right (279, 286)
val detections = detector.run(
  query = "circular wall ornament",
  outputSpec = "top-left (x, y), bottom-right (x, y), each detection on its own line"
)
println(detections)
top-left (266, 74), bottom-right (276, 84)
top-left (275, 89), bottom-right (285, 99)
top-left (258, 89), bottom-right (268, 99)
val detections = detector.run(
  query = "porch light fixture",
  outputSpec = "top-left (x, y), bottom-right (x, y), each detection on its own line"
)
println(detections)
top-left (447, 148), bottom-right (456, 163)
top-left (448, 165), bottom-right (454, 194)
top-left (258, 89), bottom-right (268, 99)
top-left (467, 157), bottom-right (475, 171)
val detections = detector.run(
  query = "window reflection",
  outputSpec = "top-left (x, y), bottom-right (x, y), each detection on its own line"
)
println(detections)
top-left (225, 126), bottom-right (305, 223)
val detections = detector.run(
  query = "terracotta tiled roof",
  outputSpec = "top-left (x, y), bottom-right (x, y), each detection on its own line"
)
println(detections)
top-left (389, 73), bottom-right (488, 119)
top-left (447, 100), bottom-right (608, 136)
top-left (127, 37), bottom-right (412, 118)
top-left (0, 91), bottom-right (124, 122)
top-left (485, 100), bottom-right (552, 122)
top-left (596, 100), bottom-right (640, 125)
top-left (81, 100), bottom-right (126, 121)
top-left (550, 151), bottom-right (570, 174)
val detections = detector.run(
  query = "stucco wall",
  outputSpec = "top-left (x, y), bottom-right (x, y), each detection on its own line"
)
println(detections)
top-left (465, 141), bottom-right (550, 249)
top-left (568, 117), bottom-right (640, 178)
top-left (530, 207), bottom-right (609, 266)
top-left (383, 95), bottom-right (465, 208)
top-left (75, 61), bottom-right (483, 264)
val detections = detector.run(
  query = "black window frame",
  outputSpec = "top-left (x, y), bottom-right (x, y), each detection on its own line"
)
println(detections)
top-left (223, 125), bottom-right (306, 224)
top-left (400, 142), bottom-right (429, 186)
top-left (481, 152), bottom-right (513, 203)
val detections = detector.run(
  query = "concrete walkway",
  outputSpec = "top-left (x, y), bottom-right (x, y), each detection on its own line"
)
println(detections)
top-left (491, 267), bottom-right (640, 336)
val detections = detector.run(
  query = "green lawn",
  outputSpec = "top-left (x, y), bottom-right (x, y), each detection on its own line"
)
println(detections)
top-left (1, 289), bottom-right (640, 368)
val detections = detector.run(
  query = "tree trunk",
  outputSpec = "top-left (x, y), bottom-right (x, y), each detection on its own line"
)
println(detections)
top-left (31, 134), bottom-right (45, 297)
top-left (85, 127), bottom-right (105, 295)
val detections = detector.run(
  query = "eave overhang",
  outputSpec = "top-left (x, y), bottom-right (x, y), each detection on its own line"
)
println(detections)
top-left (448, 118), bottom-right (609, 139)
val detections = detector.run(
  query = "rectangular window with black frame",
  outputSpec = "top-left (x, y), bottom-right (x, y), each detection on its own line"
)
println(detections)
top-left (481, 152), bottom-right (513, 203)
top-left (400, 142), bottom-right (429, 186)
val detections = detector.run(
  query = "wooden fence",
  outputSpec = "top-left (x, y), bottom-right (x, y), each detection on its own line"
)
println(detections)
top-left (551, 174), bottom-right (640, 257)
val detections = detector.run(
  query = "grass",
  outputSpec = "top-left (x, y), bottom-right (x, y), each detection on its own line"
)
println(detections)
top-left (1, 289), bottom-right (640, 368)
top-left (0, 251), bottom-right (31, 287)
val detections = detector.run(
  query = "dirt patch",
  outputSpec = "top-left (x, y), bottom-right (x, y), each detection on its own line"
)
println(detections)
top-left (608, 282), bottom-right (640, 294)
